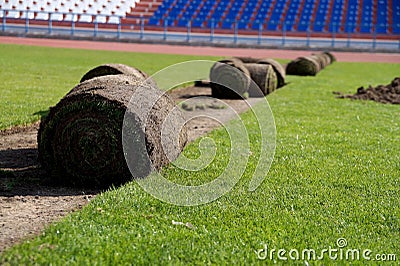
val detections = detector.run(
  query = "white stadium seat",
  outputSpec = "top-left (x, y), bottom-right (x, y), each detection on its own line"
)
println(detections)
top-left (21, 11), bottom-right (35, 20)
top-left (79, 14), bottom-right (93, 22)
top-left (95, 15), bottom-right (107, 24)
top-left (29, 3), bottom-right (41, 12)
top-left (2, 2), bottom-right (12, 10)
top-left (51, 12), bottom-right (64, 21)
top-left (108, 16), bottom-right (120, 24)
top-left (7, 10), bottom-right (20, 19)
top-left (15, 2), bottom-right (28, 10)
top-left (0, 0), bottom-right (138, 24)
top-left (35, 12), bottom-right (49, 20)
top-left (64, 13), bottom-right (78, 22)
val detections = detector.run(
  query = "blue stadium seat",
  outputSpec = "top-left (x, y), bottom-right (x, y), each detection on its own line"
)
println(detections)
top-left (238, 20), bottom-right (249, 30)
top-left (327, 0), bottom-right (345, 32)
top-left (295, 0), bottom-right (314, 31)
top-left (393, 1), bottom-right (400, 33)
top-left (267, 20), bottom-right (279, 31)
top-left (222, 20), bottom-right (234, 29)
top-left (344, 0), bottom-right (358, 33)
top-left (376, 0), bottom-right (388, 33)
top-left (146, 0), bottom-right (394, 36)
top-left (313, 0), bottom-right (329, 32)
top-left (359, 0), bottom-right (373, 33)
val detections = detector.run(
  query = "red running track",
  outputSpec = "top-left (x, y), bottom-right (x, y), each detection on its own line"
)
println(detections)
top-left (0, 36), bottom-right (399, 63)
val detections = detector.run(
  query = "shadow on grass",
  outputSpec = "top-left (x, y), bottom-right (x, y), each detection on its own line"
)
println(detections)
top-left (33, 109), bottom-right (49, 119)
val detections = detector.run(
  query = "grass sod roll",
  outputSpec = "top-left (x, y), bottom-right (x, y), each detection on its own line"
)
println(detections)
top-left (257, 58), bottom-right (286, 88)
top-left (210, 59), bottom-right (251, 99)
top-left (209, 57), bottom-right (243, 74)
top-left (310, 54), bottom-right (326, 70)
top-left (245, 63), bottom-right (277, 97)
top-left (286, 56), bottom-right (320, 76)
top-left (315, 52), bottom-right (331, 68)
top-left (323, 51), bottom-right (336, 63)
top-left (233, 57), bottom-right (260, 63)
top-left (80, 63), bottom-right (147, 82)
top-left (79, 63), bottom-right (157, 87)
top-left (38, 75), bottom-right (187, 188)
top-left (319, 52), bottom-right (332, 66)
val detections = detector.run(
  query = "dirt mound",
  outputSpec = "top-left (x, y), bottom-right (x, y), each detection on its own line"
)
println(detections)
top-left (335, 77), bottom-right (400, 104)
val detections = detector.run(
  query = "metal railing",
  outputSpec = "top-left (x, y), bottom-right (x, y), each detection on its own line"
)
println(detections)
top-left (1, 9), bottom-right (399, 51)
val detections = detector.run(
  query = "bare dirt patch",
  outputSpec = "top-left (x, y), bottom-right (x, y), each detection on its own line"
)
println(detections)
top-left (0, 122), bottom-right (98, 252)
top-left (334, 77), bottom-right (400, 104)
top-left (0, 85), bottom-right (264, 253)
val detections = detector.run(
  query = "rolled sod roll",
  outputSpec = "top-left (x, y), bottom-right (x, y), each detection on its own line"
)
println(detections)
top-left (210, 57), bottom-right (243, 70)
top-left (257, 58), bottom-right (286, 88)
top-left (210, 59), bottom-right (251, 99)
top-left (310, 54), bottom-right (326, 70)
top-left (234, 56), bottom-right (260, 63)
top-left (38, 75), bottom-right (187, 188)
top-left (80, 63), bottom-right (154, 85)
top-left (245, 63), bottom-right (277, 97)
top-left (285, 56), bottom-right (320, 76)
top-left (323, 51), bottom-right (336, 63)
top-left (319, 52), bottom-right (332, 66)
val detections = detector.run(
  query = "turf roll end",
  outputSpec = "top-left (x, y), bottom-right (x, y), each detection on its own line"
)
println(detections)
top-left (286, 56), bottom-right (320, 76)
top-left (38, 75), bottom-right (187, 188)
top-left (257, 58), bottom-right (286, 88)
top-left (245, 63), bottom-right (277, 97)
top-left (210, 59), bottom-right (251, 99)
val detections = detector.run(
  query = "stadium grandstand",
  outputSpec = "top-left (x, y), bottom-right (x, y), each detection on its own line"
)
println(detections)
top-left (0, 0), bottom-right (398, 43)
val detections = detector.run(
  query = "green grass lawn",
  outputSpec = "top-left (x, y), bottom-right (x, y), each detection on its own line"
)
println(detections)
top-left (0, 44), bottom-right (216, 130)
top-left (0, 44), bottom-right (399, 264)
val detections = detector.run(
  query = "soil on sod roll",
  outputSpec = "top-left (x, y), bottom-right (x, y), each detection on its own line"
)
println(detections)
top-left (80, 63), bottom-right (149, 83)
top-left (210, 59), bottom-right (251, 99)
top-left (245, 63), bottom-right (277, 97)
top-left (335, 77), bottom-right (400, 104)
top-left (38, 75), bottom-right (187, 188)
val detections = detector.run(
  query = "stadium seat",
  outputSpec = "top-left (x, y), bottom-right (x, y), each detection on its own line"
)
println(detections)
top-left (51, 12), bottom-right (64, 22)
top-left (0, 0), bottom-right (139, 25)
top-left (108, 16), bottom-right (120, 24)
top-left (79, 14), bottom-right (93, 23)
top-left (95, 15), bottom-right (108, 24)
top-left (64, 13), bottom-right (78, 22)
top-left (0, 0), bottom-right (395, 37)
top-left (7, 10), bottom-right (21, 19)
top-left (35, 12), bottom-right (49, 21)
top-left (1, 2), bottom-right (13, 10)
